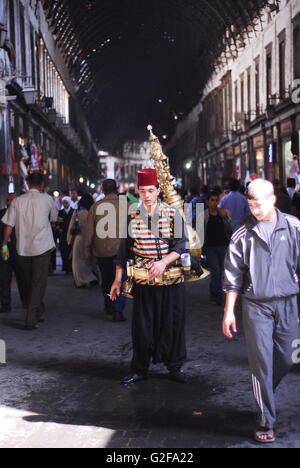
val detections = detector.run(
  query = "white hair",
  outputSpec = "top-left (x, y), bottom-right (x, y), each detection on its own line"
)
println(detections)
top-left (247, 179), bottom-right (274, 199)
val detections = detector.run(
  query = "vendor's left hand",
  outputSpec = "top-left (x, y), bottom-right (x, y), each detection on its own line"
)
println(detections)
top-left (149, 260), bottom-right (167, 279)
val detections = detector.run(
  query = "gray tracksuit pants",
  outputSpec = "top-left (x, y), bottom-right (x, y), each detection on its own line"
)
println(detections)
top-left (242, 295), bottom-right (300, 429)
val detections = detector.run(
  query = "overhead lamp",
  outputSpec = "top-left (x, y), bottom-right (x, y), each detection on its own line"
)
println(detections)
top-left (79, 177), bottom-right (84, 184)
top-left (185, 161), bottom-right (192, 170)
top-left (0, 24), bottom-right (7, 49)
top-left (22, 86), bottom-right (38, 105)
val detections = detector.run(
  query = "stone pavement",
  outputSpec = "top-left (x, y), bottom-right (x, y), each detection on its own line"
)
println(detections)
top-left (0, 273), bottom-right (300, 448)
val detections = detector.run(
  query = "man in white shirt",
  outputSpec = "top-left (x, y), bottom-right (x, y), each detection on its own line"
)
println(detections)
top-left (1, 173), bottom-right (58, 330)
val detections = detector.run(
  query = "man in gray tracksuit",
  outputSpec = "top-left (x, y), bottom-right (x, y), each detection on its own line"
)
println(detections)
top-left (222, 179), bottom-right (300, 443)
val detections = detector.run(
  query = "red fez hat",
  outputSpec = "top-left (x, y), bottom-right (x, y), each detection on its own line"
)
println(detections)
top-left (137, 169), bottom-right (159, 187)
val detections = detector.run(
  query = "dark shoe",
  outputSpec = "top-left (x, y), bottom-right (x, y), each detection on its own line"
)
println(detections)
top-left (24, 324), bottom-right (39, 331)
top-left (113, 312), bottom-right (126, 322)
top-left (121, 373), bottom-right (147, 386)
top-left (0, 305), bottom-right (11, 313)
top-left (169, 370), bottom-right (188, 383)
top-left (37, 317), bottom-right (45, 323)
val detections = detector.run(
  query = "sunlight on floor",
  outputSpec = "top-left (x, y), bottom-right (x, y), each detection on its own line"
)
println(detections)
top-left (0, 406), bottom-right (115, 448)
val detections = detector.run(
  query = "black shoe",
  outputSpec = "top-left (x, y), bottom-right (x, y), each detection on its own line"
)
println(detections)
top-left (169, 370), bottom-right (188, 383)
top-left (24, 324), bottom-right (39, 331)
top-left (0, 305), bottom-right (11, 313)
top-left (121, 373), bottom-right (147, 386)
top-left (113, 312), bottom-right (126, 322)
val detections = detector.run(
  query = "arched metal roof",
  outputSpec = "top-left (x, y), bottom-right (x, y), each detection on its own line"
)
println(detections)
top-left (42, 0), bottom-right (273, 152)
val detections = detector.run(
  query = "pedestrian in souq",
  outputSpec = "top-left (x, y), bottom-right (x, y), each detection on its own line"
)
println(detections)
top-left (110, 169), bottom-right (189, 386)
top-left (203, 191), bottom-right (232, 306)
top-left (83, 179), bottom-right (126, 322)
top-left (223, 178), bottom-right (300, 443)
top-left (1, 173), bottom-right (58, 329)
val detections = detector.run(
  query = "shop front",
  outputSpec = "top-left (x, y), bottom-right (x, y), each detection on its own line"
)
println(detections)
top-left (292, 114), bottom-right (300, 159)
top-left (0, 79), bottom-right (15, 206)
top-left (205, 158), bottom-right (212, 186)
top-left (209, 156), bottom-right (218, 186)
top-left (215, 152), bottom-right (225, 186)
top-left (201, 160), bottom-right (208, 185)
top-left (241, 140), bottom-right (249, 184)
top-left (8, 104), bottom-right (50, 193)
top-left (280, 119), bottom-right (293, 183)
top-left (265, 127), bottom-right (279, 182)
top-left (234, 145), bottom-right (241, 181)
top-left (252, 133), bottom-right (265, 179)
top-left (224, 147), bottom-right (234, 183)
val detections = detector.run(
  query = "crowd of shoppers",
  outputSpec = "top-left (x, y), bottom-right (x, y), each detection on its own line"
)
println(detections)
top-left (187, 177), bottom-right (300, 306)
top-left (0, 176), bottom-right (138, 325)
top-left (2, 175), bottom-right (299, 318)
top-left (1, 172), bottom-right (300, 444)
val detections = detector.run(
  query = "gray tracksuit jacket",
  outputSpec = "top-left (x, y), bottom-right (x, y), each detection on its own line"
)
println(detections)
top-left (223, 209), bottom-right (300, 300)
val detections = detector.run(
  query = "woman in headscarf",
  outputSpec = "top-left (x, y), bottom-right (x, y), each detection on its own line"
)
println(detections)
top-left (67, 194), bottom-right (98, 287)
top-left (57, 197), bottom-right (74, 274)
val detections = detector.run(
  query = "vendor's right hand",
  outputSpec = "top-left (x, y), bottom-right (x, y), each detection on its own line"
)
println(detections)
top-left (110, 280), bottom-right (122, 301)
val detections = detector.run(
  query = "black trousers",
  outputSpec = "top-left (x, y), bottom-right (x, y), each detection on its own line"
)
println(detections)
top-left (0, 252), bottom-right (27, 308)
top-left (59, 236), bottom-right (72, 273)
top-left (131, 283), bottom-right (187, 374)
top-left (16, 250), bottom-right (52, 326)
top-left (0, 258), bottom-right (13, 308)
top-left (97, 256), bottom-right (125, 313)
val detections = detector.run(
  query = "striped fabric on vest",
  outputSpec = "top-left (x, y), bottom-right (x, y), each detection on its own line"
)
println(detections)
top-left (131, 204), bottom-right (176, 260)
